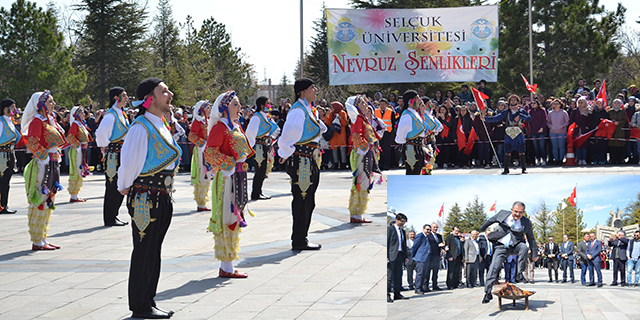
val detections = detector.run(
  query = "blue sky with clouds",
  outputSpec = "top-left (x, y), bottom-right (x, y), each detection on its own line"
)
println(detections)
top-left (388, 175), bottom-right (640, 231)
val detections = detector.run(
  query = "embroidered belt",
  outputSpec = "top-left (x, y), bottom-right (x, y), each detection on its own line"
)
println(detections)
top-left (131, 170), bottom-right (175, 195)
top-left (0, 144), bottom-right (13, 152)
top-left (235, 161), bottom-right (248, 172)
top-left (406, 137), bottom-right (424, 146)
top-left (256, 136), bottom-right (271, 146)
top-left (293, 143), bottom-right (319, 158)
top-left (107, 141), bottom-right (123, 153)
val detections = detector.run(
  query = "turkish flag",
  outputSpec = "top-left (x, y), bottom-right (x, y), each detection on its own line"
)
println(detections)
top-left (471, 87), bottom-right (489, 111)
top-left (464, 128), bottom-right (478, 155)
top-left (457, 118), bottom-right (467, 151)
top-left (595, 79), bottom-right (607, 107)
top-left (521, 74), bottom-right (538, 94)
top-left (568, 186), bottom-right (577, 207)
top-left (441, 116), bottom-right (451, 138)
top-left (630, 128), bottom-right (640, 139)
top-left (574, 129), bottom-right (595, 149)
top-left (438, 204), bottom-right (444, 218)
top-left (566, 123), bottom-right (576, 147)
top-left (489, 202), bottom-right (496, 212)
top-left (594, 119), bottom-right (616, 139)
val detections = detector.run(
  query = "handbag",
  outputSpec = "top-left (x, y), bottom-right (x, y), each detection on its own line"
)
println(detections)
top-left (331, 114), bottom-right (342, 134)
top-left (322, 119), bottom-right (334, 141)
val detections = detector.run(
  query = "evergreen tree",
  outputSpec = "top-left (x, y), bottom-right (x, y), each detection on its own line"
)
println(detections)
top-left (305, 8), bottom-right (329, 89)
top-left (443, 202), bottom-right (463, 238)
top-left (150, 0), bottom-right (182, 102)
top-left (550, 199), bottom-right (586, 244)
top-left (624, 193), bottom-right (640, 225)
top-left (276, 74), bottom-right (294, 101)
top-left (74, 0), bottom-right (148, 108)
top-left (460, 195), bottom-right (486, 233)
top-left (0, 0), bottom-right (86, 107)
top-left (532, 201), bottom-right (553, 245)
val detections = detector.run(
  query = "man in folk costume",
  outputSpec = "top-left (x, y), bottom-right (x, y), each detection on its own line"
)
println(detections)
top-left (66, 106), bottom-right (92, 202)
top-left (0, 98), bottom-right (21, 214)
top-left (22, 91), bottom-right (67, 250)
top-left (245, 96), bottom-right (279, 200)
top-left (277, 78), bottom-right (327, 250)
top-left (481, 95), bottom-right (531, 174)
top-left (96, 86), bottom-right (130, 226)
top-left (188, 100), bottom-right (212, 212)
top-left (395, 90), bottom-right (438, 175)
top-left (204, 91), bottom-right (255, 278)
top-left (118, 78), bottom-right (180, 319)
top-left (346, 95), bottom-right (380, 223)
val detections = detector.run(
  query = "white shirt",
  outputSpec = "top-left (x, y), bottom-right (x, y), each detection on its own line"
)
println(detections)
top-left (472, 239), bottom-right (480, 256)
top-left (95, 106), bottom-right (127, 147)
top-left (245, 111), bottom-right (273, 148)
top-left (395, 108), bottom-right (425, 144)
top-left (394, 224), bottom-right (403, 252)
top-left (498, 214), bottom-right (521, 247)
top-left (277, 99), bottom-right (327, 159)
top-left (117, 112), bottom-right (175, 191)
top-left (406, 237), bottom-right (414, 250)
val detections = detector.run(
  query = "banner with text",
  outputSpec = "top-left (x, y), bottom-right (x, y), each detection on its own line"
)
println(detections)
top-left (327, 6), bottom-right (498, 85)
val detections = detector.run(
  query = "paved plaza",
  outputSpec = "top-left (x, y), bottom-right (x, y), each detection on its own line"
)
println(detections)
top-left (385, 164), bottom-right (640, 175)
top-left (0, 169), bottom-right (386, 319)
top-left (388, 267), bottom-right (640, 320)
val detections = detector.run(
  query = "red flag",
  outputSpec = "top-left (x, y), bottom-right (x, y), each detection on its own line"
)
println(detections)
top-left (521, 74), bottom-right (538, 94)
top-left (595, 79), bottom-right (607, 107)
top-left (574, 129), bottom-right (596, 149)
top-left (594, 119), bottom-right (616, 139)
top-left (568, 186), bottom-right (577, 207)
top-left (441, 116), bottom-right (451, 138)
top-left (438, 204), bottom-right (443, 218)
top-left (471, 87), bottom-right (489, 111)
top-left (631, 128), bottom-right (640, 139)
top-left (457, 118), bottom-right (467, 151)
top-left (489, 202), bottom-right (496, 212)
top-left (464, 127), bottom-right (478, 155)
top-left (566, 123), bottom-right (576, 147)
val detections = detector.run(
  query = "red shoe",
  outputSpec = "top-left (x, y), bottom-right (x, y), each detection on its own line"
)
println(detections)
top-left (70, 198), bottom-right (86, 203)
top-left (197, 207), bottom-right (211, 212)
top-left (32, 244), bottom-right (56, 251)
top-left (46, 243), bottom-right (61, 249)
top-left (219, 268), bottom-right (248, 278)
top-left (350, 217), bottom-right (372, 223)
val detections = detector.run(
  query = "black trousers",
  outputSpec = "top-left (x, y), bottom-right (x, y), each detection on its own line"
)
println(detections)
top-left (425, 255), bottom-right (440, 289)
top-left (547, 259), bottom-right (559, 280)
top-left (613, 258), bottom-right (626, 283)
top-left (285, 151), bottom-right (320, 248)
top-left (446, 256), bottom-right (463, 289)
top-left (380, 131), bottom-right (393, 169)
top-left (404, 142), bottom-right (424, 175)
top-left (103, 146), bottom-right (125, 224)
top-left (251, 144), bottom-right (269, 199)
top-left (0, 150), bottom-right (14, 209)
top-left (127, 189), bottom-right (172, 312)
top-left (387, 256), bottom-right (404, 295)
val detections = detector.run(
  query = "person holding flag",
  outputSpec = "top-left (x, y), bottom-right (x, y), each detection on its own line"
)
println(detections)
top-left (481, 95), bottom-right (531, 174)
top-left (588, 98), bottom-right (609, 164)
top-left (608, 99), bottom-right (627, 164)
top-left (455, 104), bottom-right (474, 168)
top-left (569, 97), bottom-right (591, 165)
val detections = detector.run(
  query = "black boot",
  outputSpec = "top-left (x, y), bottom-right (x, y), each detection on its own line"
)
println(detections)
top-left (520, 153), bottom-right (527, 174)
top-left (502, 154), bottom-right (511, 174)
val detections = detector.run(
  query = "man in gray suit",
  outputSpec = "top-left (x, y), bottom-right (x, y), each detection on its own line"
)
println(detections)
top-left (480, 201), bottom-right (538, 303)
top-left (560, 234), bottom-right (575, 283)
top-left (464, 230), bottom-right (482, 288)
top-left (576, 233), bottom-right (590, 285)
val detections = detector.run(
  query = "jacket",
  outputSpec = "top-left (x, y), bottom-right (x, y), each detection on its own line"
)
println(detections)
top-left (559, 241), bottom-right (575, 260)
top-left (445, 234), bottom-right (463, 260)
top-left (586, 239), bottom-right (602, 261)
top-left (411, 232), bottom-right (431, 263)
top-left (387, 224), bottom-right (407, 262)
top-left (577, 240), bottom-right (589, 262)
top-left (609, 237), bottom-right (628, 261)
top-left (544, 242), bottom-right (560, 260)
top-left (464, 238), bottom-right (481, 263)
top-left (479, 209), bottom-right (538, 258)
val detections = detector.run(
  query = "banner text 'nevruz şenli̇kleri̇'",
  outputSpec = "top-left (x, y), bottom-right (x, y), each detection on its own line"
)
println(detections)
top-left (326, 6), bottom-right (498, 85)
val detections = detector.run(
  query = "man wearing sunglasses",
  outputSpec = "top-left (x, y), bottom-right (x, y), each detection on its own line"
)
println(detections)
top-left (479, 201), bottom-right (538, 304)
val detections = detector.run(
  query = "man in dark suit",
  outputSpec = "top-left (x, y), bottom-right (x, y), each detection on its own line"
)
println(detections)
top-left (478, 230), bottom-right (493, 286)
top-left (445, 226), bottom-right (464, 290)
top-left (576, 233), bottom-right (590, 285)
top-left (609, 231), bottom-right (629, 286)
top-left (479, 201), bottom-right (538, 303)
top-left (544, 236), bottom-right (560, 283)
top-left (412, 224), bottom-right (432, 294)
top-left (560, 234), bottom-right (575, 283)
top-left (388, 213), bottom-right (409, 302)
top-left (586, 232), bottom-right (603, 287)
top-left (426, 223), bottom-right (444, 291)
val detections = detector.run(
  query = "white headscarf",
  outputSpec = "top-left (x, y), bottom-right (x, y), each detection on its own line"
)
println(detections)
top-left (208, 91), bottom-right (236, 132)
top-left (345, 96), bottom-right (359, 124)
top-left (70, 106), bottom-right (81, 122)
top-left (21, 92), bottom-right (44, 136)
top-left (193, 100), bottom-right (209, 123)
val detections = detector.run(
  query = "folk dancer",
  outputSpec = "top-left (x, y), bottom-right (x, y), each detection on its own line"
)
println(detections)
top-left (245, 96), bottom-right (279, 200)
top-left (22, 91), bottom-right (67, 250)
top-left (188, 100), bottom-right (212, 211)
top-left (395, 90), bottom-right (438, 175)
top-left (118, 78), bottom-right (179, 319)
top-left (67, 106), bottom-right (92, 202)
top-left (0, 98), bottom-right (20, 214)
top-left (277, 78), bottom-right (327, 250)
top-left (481, 95), bottom-right (531, 174)
top-left (204, 91), bottom-right (255, 278)
top-left (96, 86), bottom-right (130, 226)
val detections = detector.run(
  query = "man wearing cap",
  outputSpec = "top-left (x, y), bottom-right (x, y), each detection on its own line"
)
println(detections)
top-left (95, 86), bottom-right (130, 226)
top-left (277, 78), bottom-right (326, 250)
top-left (395, 90), bottom-right (437, 175)
top-left (246, 96), bottom-right (279, 200)
top-left (0, 98), bottom-right (20, 214)
top-left (118, 78), bottom-right (180, 319)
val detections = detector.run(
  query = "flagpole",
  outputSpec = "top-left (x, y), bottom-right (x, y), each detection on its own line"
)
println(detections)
top-left (576, 183), bottom-right (578, 243)
top-left (481, 118), bottom-right (502, 169)
top-left (528, 0), bottom-right (534, 102)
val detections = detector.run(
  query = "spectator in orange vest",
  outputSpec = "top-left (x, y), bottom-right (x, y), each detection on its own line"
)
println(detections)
top-left (325, 102), bottom-right (349, 170)
top-left (374, 98), bottom-right (397, 170)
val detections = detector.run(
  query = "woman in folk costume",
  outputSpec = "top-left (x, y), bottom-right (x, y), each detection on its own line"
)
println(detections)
top-left (0, 98), bottom-right (21, 214)
top-left (345, 95), bottom-right (382, 223)
top-left (245, 96), bottom-right (279, 200)
top-left (22, 91), bottom-right (67, 250)
top-left (67, 106), bottom-right (92, 202)
top-left (189, 100), bottom-right (212, 211)
top-left (204, 91), bottom-right (255, 278)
